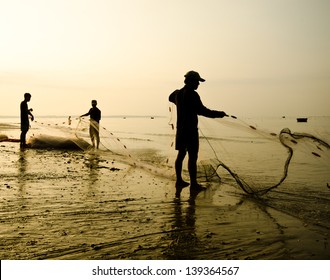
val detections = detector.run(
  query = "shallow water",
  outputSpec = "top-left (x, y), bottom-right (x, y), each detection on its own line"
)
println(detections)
top-left (0, 116), bottom-right (329, 259)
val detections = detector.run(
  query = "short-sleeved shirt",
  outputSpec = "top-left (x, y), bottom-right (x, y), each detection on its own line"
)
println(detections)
top-left (169, 86), bottom-right (221, 151)
top-left (87, 107), bottom-right (101, 123)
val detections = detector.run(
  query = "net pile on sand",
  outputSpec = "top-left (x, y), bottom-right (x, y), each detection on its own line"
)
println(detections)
top-left (27, 118), bottom-right (175, 179)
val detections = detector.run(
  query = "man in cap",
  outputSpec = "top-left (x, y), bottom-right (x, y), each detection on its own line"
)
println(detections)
top-left (20, 92), bottom-right (34, 148)
top-left (80, 100), bottom-right (101, 149)
top-left (169, 71), bottom-right (227, 192)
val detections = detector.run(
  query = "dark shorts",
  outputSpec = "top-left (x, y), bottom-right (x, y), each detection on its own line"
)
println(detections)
top-left (21, 121), bottom-right (29, 132)
top-left (175, 129), bottom-right (199, 152)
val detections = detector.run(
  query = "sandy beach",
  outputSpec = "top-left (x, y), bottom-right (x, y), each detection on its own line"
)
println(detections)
top-left (0, 134), bottom-right (329, 260)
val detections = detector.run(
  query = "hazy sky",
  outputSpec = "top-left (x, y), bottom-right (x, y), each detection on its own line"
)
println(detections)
top-left (1, 0), bottom-right (329, 117)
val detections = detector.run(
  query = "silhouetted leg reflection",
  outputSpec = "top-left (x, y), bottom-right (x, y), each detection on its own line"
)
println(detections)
top-left (17, 149), bottom-right (28, 209)
top-left (85, 153), bottom-right (101, 186)
top-left (166, 188), bottom-right (203, 259)
top-left (17, 149), bottom-right (28, 184)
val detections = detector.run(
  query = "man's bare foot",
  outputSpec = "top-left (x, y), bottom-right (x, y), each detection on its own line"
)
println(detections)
top-left (175, 180), bottom-right (190, 188)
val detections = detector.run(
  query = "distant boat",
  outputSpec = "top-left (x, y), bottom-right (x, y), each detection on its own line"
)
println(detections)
top-left (297, 117), bottom-right (308, 123)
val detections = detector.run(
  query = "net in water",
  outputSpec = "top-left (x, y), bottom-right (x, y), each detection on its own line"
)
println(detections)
top-left (23, 115), bottom-right (330, 197)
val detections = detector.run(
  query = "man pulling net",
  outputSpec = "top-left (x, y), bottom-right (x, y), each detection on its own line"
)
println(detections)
top-left (169, 71), bottom-right (227, 195)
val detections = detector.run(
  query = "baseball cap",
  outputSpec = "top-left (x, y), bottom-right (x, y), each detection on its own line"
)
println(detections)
top-left (184, 71), bottom-right (205, 82)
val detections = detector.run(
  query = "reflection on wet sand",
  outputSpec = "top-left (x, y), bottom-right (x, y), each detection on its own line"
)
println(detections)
top-left (166, 189), bottom-right (198, 259)
top-left (0, 145), bottom-right (329, 260)
top-left (17, 149), bottom-right (28, 182)
top-left (163, 186), bottom-right (212, 259)
top-left (17, 149), bottom-right (28, 209)
top-left (85, 153), bottom-right (101, 186)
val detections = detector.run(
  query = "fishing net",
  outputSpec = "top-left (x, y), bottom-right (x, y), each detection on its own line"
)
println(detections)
top-left (28, 118), bottom-right (129, 153)
top-left (4, 111), bottom-right (327, 197)
top-left (196, 116), bottom-right (330, 196)
top-left (26, 117), bottom-right (175, 179)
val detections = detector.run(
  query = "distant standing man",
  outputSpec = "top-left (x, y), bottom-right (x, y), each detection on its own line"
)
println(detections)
top-left (169, 71), bottom-right (227, 191)
top-left (80, 100), bottom-right (101, 149)
top-left (20, 93), bottom-right (34, 148)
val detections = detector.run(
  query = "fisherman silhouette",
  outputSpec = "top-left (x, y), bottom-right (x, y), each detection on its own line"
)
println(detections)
top-left (169, 71), bottom-right (227, 193)
top-left (80, 100), bottom-right (101, 149)
top-left (20, 93), bottom-right (34, 148)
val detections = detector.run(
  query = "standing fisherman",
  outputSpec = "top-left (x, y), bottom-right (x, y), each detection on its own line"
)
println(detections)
top-left (20, 93), bottom-right (34, 148)
top-left (169, 71), bottom-right (227, 192)
top-left (80, 100), bottom-right (101, 149)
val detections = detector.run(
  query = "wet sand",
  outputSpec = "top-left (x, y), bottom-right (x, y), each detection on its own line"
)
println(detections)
top-left (0, 140), bottom-right (329, 260)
